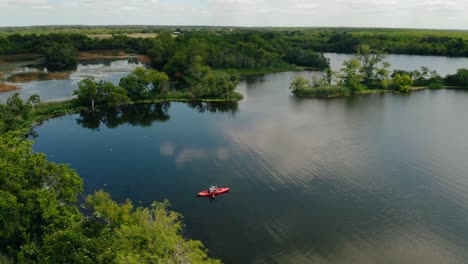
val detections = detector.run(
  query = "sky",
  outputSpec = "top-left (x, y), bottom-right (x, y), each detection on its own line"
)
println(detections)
top-left (0, 0), bottom-right (467, 29)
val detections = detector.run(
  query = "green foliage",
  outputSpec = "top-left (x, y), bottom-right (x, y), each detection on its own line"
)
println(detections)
top-left (75, 77), bottom-right (131, 110)
top-left (0, 93), bottom-right (37, 133)
top-left (43, 45), bottom-right (78, 71)
top-left (119, 68), bottom-right (169, 100)
top-left (38, 191), bottom-right (221, 264)
top-left (193, 70), bottom-right (239, 100)
top-left (289, 75), bottom-right (311, 91)
top-left (74, 77), bottom-right (99, 111)
top-left (0, 132), bottom-right (83, 260)
top-left (445, 68), bottom-right (468, 87)
top-left (428, 71), bottom-right (444, 89)
top-left (353, 44), bottom-right (391, 89)
top-left (392, 73), bottom-right (413, 92)
top-left (339, 58), bottom-right (363, 92)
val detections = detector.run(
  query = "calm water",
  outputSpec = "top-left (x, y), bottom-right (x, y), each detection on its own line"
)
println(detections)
top-left (32, 71), bottom-right (468, 263)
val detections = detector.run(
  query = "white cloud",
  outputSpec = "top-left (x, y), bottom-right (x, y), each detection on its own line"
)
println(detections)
top-left (0, 0), bottom-right (467, 29)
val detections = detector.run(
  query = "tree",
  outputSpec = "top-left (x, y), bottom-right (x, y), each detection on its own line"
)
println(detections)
top-left (119, 74), bottom-right (148, 100)
top-left (193, 70), bottom-right (238, 100)
top-left (74, 77), bottom-right (98, 111)
top-left (43, 45), bottom-right (78, 71)
top-left (324, 68), bottom-right (335, 85)
top-left (27, 94), bottom-right (41, 109)
top-left (132, 67), bottom-right (170, 94)
top-left (339, 58), bottom-right (363, 92)
top-left (356, 44), bottom-right (388, 87)
top-left (392, 73), bottom-right (413, 92)
top-left (445, 68), bottom-right (468, 87)
top-left (0, 93), bottom-right (33, 133)
top-left (96, 81), bottom-right (131, 107)
top-left (0, 132), bottom-right (83, 261)
top-left (39, 191), bottom-right (222, 264)
top-left (289, 75), bottom-right (311, 91)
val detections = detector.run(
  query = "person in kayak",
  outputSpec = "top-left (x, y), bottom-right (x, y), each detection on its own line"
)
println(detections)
top-left (209, 185), bottom-right (217, 193)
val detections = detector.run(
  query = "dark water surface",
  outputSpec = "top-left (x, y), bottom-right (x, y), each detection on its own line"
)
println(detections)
top-left (33, 72), bottom-right (468, 263)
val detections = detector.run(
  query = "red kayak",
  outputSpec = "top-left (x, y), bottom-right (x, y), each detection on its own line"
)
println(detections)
top-left (197, 187), bottom-right (230, 197)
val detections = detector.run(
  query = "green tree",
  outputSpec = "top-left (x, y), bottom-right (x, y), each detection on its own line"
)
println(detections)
top-left (356, 44), bottom-right (389, 87)
top-left (193, 70), bottom-right (238, 100)
top-left (74, 77), bottom-right (98, 111)
top-left (133, 67), bottom-right (170, 95)
top-left (289, 75), bottom-right (311, 92)
top-left (339, 58), bottom-right (363, 92)
top-left (0, 132), bottom-right (83, 261)
top-left (43, 44), bottom-right (78, 71)
top-left (392, 73), bottom-right (413, 92)
top-left (445, 68), bottom-right (468, 87)
top-left (324, 68), bottom-right (335, 85)
top-left (119, 74), bottom-right (148, 100)
top-left (96, 81), bottom-right (131, 107)
top-left (0, 93), bottom-right (33, 133)
top-left (27, 94), bottom-right (41, 109)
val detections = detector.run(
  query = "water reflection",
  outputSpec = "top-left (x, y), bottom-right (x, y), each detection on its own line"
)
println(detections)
top-left (186, 101), bottom-right (238, 115)
top-left (76, 102), bottom-right (239, 130)
top-left (76, 103), bottom-right (171, 129)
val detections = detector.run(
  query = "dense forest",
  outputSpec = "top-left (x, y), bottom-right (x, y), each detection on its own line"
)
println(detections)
top-left (0, 30), bottom-right (330, 73)
top-left (1, 27), bottom-right (468, 73)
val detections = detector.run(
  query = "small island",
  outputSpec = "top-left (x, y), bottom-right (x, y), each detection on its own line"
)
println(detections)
top-left (290, 44), bottom-right (468, 98)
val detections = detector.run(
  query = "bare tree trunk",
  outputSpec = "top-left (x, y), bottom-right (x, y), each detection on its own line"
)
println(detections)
top-left (92, 99), bottom-right (95, 112)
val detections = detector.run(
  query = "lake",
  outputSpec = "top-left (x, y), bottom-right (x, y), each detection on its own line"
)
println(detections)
top-left (33, 70), bottom-right (468, 263)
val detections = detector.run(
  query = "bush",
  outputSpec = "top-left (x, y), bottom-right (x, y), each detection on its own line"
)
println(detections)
top-left (391, 73), bottom-right (413, 92)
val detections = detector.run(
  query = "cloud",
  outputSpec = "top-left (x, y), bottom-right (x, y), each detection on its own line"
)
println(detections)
top-left (0, 0), bottom-right (467, 29)
top-left (160, 142), bottom-right (175, 157)
top-left (175, 148), bottom-right (208, 165)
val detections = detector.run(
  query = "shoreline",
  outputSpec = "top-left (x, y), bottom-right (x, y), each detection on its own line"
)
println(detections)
top-left (29, 95), bottom-right (243, 129)
top-left (293, 86), bottom-right (467, 99)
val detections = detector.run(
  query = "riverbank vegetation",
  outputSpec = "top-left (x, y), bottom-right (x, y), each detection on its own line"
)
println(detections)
top-left (290, 44), bottom-right (468, 98)
top-left (73, 64), bottom-right (241, 111)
